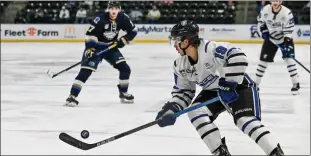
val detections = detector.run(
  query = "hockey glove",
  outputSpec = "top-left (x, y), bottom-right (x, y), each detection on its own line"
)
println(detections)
top-left (218, 78), bottom-right (239, 104)
top-left (155, 102), bottom-right (182, 127)
top-left (117, 36), bottom-right (130, 48)
top-left (84, 48), bottom-right (96, 58)
top-left (260, 24), bottom-right (270, 41)
top-left (280, 37), bottom-right (294, 58)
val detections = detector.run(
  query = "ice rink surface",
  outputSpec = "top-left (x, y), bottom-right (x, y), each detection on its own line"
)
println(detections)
top-left (1, 42), bottom-right (310, 155)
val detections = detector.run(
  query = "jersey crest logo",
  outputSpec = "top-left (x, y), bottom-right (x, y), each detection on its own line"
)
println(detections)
top-left (196, 75), bottom-right (218, 87)
top-left (103, 32), bottom-right (118, 40)
top-left (267, 20), bottom-right (281, 28)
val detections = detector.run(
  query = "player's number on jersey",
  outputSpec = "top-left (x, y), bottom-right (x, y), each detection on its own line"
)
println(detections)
top-left (88, 25), bottom-right (95, 32)
top-left (215, 46), bottom-right (227, 59)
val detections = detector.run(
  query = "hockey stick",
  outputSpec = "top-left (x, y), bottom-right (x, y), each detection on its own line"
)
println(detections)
top-left (269, 39), bottom-right (310, 73)
top-left (47, 43), bottom-right (117, 78)
top-left (59, 97), bottom-right (220, 150)
top-left (275, 44), bottom-right (310, 73)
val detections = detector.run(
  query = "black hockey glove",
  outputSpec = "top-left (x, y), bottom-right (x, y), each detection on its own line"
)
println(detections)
top-left (84, 48), bottom-right (96, 58)
top-left (117, 36), bottom-right (130, 48)
top-left (218, 78), bottom-right (239, 104)
top-left (260, 24), bottom-right (269, 41)
top-left (280, 37), bottom-right (294, 58)
top-left (155, 102), bottom-right (182, 127)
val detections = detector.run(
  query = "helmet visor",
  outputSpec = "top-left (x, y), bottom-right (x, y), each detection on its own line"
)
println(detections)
top-left (168, 35), bottom-right (183, 46)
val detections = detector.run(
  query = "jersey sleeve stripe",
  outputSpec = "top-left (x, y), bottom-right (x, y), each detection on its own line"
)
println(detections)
top-left (225, 72), bottom-right (245, 77)
top-left (226, 62), bottom-right (248, 67)
top-left (284, 25), bottom-right (294, 29)
top-left (227, 53), bottom-right (246, 60)
top-left (270, 36), bottom-right (283, 40)
top-left (226, 48), bottom-right (239, 56)
top-left (215, 53), bottom-right (224, 59)
top-left (274, 33), bottom-right (283, 37)
top-left (175, 103), bottom-right (184, 111)
top-left (171, 91), bottom-right (194, 101)
top-left (172, 95), bottom-right (190, 107)
top-left (173, 86), bottom-right (195, 93)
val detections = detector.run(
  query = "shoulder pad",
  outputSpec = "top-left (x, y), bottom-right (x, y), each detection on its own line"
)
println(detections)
top-left (262, 5), bottom-right (270, 12)
top-left (282, 6), bottom-right (292, 14)
top-left (119, 12), bottom-right (130, 19)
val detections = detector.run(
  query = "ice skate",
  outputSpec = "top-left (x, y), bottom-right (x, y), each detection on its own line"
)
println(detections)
top-left (64, 95), bottom-right (79, 107)
top-left (269, 144), bottom-right (284, 156)
top-left (213, 138), bottom-right (231, 156)
top-left (119, 92), bottom-right (134, 104)
top-left (291, 83), bottom-right (300, 95)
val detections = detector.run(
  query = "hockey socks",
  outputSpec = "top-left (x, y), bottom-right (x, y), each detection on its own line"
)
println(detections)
top-left (70, 69), bottom-right (92, 97)
top-left (236, 116), bottom-right (279, 155)
top-left (187, 106), bottom-right (223, 153)
top-left (284, 58), bottom-right (299, 84)
top-left (255, 61), bottom-right (268, 86)
top-left (118, 80), bottom-right (129, 93)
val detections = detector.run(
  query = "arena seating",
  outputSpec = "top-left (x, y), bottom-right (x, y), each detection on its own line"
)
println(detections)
top-left (18, 1), bottom-right (237, 24)
top-left (282, 1), bottom-right (310, 24)
top-left (1, 2), bottom-right (10, 15)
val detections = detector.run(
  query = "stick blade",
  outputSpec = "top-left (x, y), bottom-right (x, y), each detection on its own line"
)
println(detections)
top-left (59, 132), bottom-right (94, 150)
top-left (46, 69), bottom-right (55, 78)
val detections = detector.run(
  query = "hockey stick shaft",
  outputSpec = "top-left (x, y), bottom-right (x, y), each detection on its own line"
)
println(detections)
top-left (276, 44), bottom-right (310, 73)
top-left (48, 43), bottom-right (117, 78)
top-left (269, 39), bottom-right (310, 73)
top-left (291, 57), bottom-right (310, 73)
top-left (59, 97), bottom-right (220, 150)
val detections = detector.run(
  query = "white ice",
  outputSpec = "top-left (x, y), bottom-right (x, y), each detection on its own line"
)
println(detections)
top-left (1, 42), bottom-right (310, 155)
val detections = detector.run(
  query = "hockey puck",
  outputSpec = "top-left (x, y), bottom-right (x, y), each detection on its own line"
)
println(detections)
top-left (81, 130), bottom-right (89, 139)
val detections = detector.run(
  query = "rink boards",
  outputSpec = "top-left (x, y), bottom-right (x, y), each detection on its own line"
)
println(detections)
top-left (0, 24), bottom-right (310, 44)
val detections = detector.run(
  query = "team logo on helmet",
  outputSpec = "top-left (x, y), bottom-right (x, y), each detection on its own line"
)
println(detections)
top-left (181, 20), bottom-right (187, 26)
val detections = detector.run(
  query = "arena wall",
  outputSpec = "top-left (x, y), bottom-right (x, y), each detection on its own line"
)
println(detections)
top-left (1, 24), bottom-right (309, 44)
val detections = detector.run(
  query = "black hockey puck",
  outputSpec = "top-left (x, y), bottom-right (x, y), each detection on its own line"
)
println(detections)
top-left (81, 130), bottom-right (89, 139)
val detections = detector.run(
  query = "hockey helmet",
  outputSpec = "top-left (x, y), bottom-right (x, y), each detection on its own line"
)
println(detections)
top-left (169, 20), bottom-right (199, 44)
top-left (107, 1), bottom-right (121, 10)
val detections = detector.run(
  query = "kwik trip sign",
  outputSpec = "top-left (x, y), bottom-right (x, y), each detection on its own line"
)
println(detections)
top-left (3, 27), bottom-right (59, 37)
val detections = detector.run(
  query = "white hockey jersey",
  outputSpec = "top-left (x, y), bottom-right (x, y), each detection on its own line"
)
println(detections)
top-left (170, 40), bottom-right (250, 110)
top-left (257, 4), bottom-right (295, 44)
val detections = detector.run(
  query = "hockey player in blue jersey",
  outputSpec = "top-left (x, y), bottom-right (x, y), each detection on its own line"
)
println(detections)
top-left (65, 1), bottom-right (137, 106)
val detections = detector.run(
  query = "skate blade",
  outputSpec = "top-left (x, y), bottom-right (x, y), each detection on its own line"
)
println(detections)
top-left (291, 91), bottom-right (300, 95)
top-left (120, 99), bottom-right (134, 104)
top-left (63, 102), bottom-right (78, 107)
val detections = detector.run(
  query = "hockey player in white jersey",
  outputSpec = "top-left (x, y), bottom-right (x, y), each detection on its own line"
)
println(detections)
top-left (155, 20), bottom-right (284, 156)
top-left (256, 1), bottom-right (300, 94)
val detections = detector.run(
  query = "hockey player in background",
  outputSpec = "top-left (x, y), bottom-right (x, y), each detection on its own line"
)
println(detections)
top-left (65, 1), bottom-right (137, 106)
top-left (155, 20), bottom-right (284, 156)
top-left (255, 1), bottom-right (300, 95)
